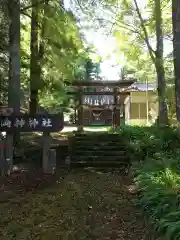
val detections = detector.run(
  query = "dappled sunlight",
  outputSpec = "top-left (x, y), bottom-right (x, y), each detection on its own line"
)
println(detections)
top-left (0, 0), bottom-right (179, 238)
top-left (161, 168), bottom-right (180, 190)
top-left (61, 126), bottom-right (109, 132)
top-left (126, 183), bottom-right (139, 194)
top-left (0, 170), bottom-right (153, 239)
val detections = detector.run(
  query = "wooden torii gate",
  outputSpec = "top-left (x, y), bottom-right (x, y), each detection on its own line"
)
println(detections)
top-left (67, 79), bottom-right (135, 130)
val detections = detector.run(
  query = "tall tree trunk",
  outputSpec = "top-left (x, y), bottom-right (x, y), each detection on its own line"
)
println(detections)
top-left (8, 0), bottom-right (21, 114)
top-left (154, 0), bottom-right (168, 125)
top-left (39, 0), bottom-right (51, 173)
top-left (172, 0), bottom-right (180, 120)
top-left (37, 0), bottom-right (48, 87)
top-left (29, 0), bottom-right (53, 172)
top-left (29, 0), bottom-right (48, 114)
top-left (29, 0), bottom-right (40, 115)
top-left (7, 0), bottom-right (21, 175)
top-left (133, 0), bottom-right (168, 125)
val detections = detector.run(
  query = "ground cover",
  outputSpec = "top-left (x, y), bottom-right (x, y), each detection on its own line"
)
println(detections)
top-left (0, 168), bottom-right (153, 239)
top-left (115, 126), bottom-right (180, 239)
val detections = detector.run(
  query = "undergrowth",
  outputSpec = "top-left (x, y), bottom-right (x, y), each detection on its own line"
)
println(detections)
top-left (111, 126), bottom-right (180, 240)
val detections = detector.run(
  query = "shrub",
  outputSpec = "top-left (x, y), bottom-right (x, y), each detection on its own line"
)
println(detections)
top-left (115, 126), bottom-right (180, 239)
top-left (116, 126), bottom-right (180, 161)
top-left (135, 155), bottom-right (180, 239)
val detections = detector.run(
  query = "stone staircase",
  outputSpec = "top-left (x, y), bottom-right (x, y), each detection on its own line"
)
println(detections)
top-left (70, 132), bottom-right (130, 169)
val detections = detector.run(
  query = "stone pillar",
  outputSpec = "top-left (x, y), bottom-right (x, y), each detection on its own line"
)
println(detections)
top-left (42, 131), bottom-right (51, 173)
top-left (112, 87), bottom-right (118, 129)
top-left (74, 97), bottom-right (77, 125)
top-left (77, 88), bottom-right (83, 132)
top-left (120, 103), bottom-right (125, 126)
top-left (0, 137), bottom-right (5, 177)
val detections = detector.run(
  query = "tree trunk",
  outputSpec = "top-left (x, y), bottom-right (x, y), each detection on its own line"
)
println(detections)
top-left (29, 0), bottom-right (53, 173)
top-left (29, 0), bottom-right (39, 115)
top-left (155, 0), bottom-right (168, 125)
top-left (134, 0), bottom-right (168, 125)
top-left (7, 0), bottom-right (21, 175)
top-left (8, 0), bottom-right (21, 115)
top-left (39, 1), bottom-right (53, 173)
top-left (172, 0), bottom-right (180, 120)
top-left (29, 0), bottom-right (48, 114)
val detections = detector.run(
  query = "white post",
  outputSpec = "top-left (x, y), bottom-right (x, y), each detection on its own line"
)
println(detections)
top-left (138, 103), bottom-right (141, 120)
top-left (146, 77), bottom-right (149, 125)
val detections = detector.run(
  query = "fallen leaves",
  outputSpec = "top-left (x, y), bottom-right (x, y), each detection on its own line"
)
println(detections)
top-left (0, 169), bottom-right (154, 239)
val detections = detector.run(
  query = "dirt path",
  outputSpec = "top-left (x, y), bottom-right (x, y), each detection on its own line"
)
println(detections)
top-left (0, 169), bottom-right (155, 239)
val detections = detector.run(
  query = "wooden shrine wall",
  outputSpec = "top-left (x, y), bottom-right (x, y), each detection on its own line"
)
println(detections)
top-left (82, 108), bottom-right (120, 126)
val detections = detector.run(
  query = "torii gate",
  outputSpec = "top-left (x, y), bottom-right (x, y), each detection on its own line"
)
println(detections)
top-left (67, 79), bottom-right (135, 130)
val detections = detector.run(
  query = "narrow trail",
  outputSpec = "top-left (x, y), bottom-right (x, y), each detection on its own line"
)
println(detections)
top-left (0, 169), bottom-right (155, 239)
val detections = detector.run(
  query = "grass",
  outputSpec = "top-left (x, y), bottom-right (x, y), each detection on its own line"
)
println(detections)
top-left (114, 125), bottom-right (180, 240)
top-left (134, 154), bottom-right (180, 239)
top-left (0, 169), bottom-right (153, 239)
top-left (134, 163), bottom-right (180, 239)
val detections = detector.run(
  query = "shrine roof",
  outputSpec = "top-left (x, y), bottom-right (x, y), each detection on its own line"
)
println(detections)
top-left (123, 82), bottom-right (156, 92)
top-left (71, 79), bottom-right (135, 87)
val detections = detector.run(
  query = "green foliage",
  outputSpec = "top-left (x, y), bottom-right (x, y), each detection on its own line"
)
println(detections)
top-left (0, 0), bottom-right (102, 113)
top-left (99, 0), bottom-right (173, 83)
top-left (19, 0), bottom-right (101, 112)
top-left (135, 156), bottom-right (180, 239)
top-left (166, 84), bottom-right (176, 120)
top-left (85, 57), bottom-right (101, 80)
top-left (117, 126), bottom-right (180, 160)
top-left (0, 1), bottom-right (9, 104)
top-left (114, 126), bottom-right (180, 239)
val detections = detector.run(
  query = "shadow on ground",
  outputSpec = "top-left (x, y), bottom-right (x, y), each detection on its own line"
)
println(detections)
top-left (0, 168), bottom-right (155, 239)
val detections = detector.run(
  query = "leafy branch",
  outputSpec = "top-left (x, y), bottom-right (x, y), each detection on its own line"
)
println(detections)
top-left (133, 0), bottom-right (156, 63)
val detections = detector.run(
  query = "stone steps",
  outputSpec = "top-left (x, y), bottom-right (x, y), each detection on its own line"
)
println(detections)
top-left (70, 132), bottom-right (130, 168)
top-left (72, 150), bottom-right (126, 156)
top-left (75, 135), bottom-right (123, 142)
top-left (74, 145), bottom-right (127, 151)
top-left (74, 140), bottom-right (125, 145)
top-left (71, 162), bottom-right (129, 168)
top-left (71, 156), bottom-right (128, 162)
